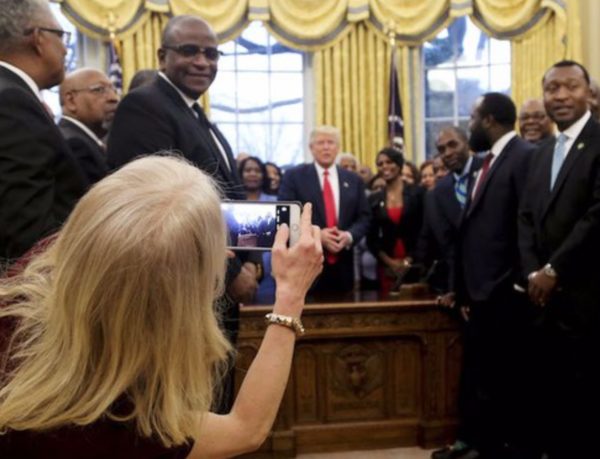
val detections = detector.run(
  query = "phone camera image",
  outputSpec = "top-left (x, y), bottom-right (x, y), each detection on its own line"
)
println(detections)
top-left (222, 203), bottom-right (290, 250)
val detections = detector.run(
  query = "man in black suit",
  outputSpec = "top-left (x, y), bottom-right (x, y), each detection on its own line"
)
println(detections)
top-left (452, 93), bottom-right (536, 459)
top-left (519, 61), bottom-right (600, 459)
top-left (59, 68), bottom-right (119, 185)
top-left (107, 15), bottom-right (257, 412)
top-left (418, 126), bottom-right (481, 294)
top-left (0, 0), bottom-right (88, 266)
top-left (278, 125), bottom-right (370, 295)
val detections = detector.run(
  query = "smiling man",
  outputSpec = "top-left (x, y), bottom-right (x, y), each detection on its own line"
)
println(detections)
top-left (519, 60), bottom-right (600, 459)
top-left (107, 15), bottom-right (258, 413)
top-left (517, 98), bottom-right (554, 144)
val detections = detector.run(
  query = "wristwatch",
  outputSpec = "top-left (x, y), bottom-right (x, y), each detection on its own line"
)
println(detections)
top-left (265, 313), bottom-right (305, 336)
top-left (542, 263), bottom-right (557, 278)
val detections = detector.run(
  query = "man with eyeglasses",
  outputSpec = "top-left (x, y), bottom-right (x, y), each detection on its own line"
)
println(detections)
top-left (58, 68), bottom-right (119, 184)
top-left (517, 98), bottom-right (554, 144)
top-left (0, 0), bottom-right (88, 265)
top-left (107, 15), bottom-right (258, 413)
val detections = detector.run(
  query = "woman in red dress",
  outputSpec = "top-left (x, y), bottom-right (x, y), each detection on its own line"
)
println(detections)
top-left (367, 148), bottom-right (424, 295)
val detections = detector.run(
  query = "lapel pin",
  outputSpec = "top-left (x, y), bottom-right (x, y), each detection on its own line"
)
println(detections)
top-left (577, 142), bottom-right (585, 150)
top-left (343, 181), bottom-right (349, 188)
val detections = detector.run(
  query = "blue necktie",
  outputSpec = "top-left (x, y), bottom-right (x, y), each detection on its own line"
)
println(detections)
top-left (454, 173), bottom-right (468, 208)
top-left (550, 133), bottom-right (567, 190)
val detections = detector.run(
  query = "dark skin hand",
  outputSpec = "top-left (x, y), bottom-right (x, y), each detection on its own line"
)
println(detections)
top-left (436, 292), bottom-right (470, 321)
top-left (527, 270), bottom-right (557, 306)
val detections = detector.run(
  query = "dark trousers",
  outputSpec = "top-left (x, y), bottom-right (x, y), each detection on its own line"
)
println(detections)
top-left (459, 287), bottom-right (539, 458)
top-left (311, 257), bottom-right (354, 295)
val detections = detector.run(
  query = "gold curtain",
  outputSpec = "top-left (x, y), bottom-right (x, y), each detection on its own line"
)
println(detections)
top-left (510, 0), bottom-right (582, 112)
top-left (314, 24), bottom-right (388, 168)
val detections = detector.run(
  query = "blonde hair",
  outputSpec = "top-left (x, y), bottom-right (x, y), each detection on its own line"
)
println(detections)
top-left (0, 155), bottom-right (231, 447)
top-left (309, 125), bottom-right (341, 145)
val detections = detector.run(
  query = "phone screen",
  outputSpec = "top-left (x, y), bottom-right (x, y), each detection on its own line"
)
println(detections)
top-left (221, 202), bottom-right (292, 250)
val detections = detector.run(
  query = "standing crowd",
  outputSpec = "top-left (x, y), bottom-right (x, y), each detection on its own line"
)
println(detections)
top-left (0, 1), bottom-right (598, 458)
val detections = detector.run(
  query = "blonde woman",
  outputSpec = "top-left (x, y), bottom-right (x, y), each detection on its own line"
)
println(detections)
top-left (0, 156), bottom-right (323, 458)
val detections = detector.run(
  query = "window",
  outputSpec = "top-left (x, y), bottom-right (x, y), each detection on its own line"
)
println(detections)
top-left (42, 2), bottom-right (79, 116)
top-left (422, 16), bottom-right (511, 158)
top-left (210, 22), bottom-right (306, 167)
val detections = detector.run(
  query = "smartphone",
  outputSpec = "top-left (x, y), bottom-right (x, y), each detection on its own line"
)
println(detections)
top-left (221, 200), bottom-right (302, 250)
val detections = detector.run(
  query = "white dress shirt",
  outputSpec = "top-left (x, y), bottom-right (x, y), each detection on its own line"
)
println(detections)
top-left (0, 61), bottom-right (43, 101)
top-left (558, 110), bottom-right (591, 158)
top-left (471, 130), bottom-right (517, 198)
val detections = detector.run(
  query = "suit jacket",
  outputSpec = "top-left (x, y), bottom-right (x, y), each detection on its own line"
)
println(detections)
top-left (278, 163), bottom-right (371, 288)
top-left (367, 184), bottom-right (424, 261)
top-left (519, 118), bottom-right (600, 328)
top-left (457, 135), bottom-right (534, 303)
top-left (0, 66), bottom-right (88, 263)
top-left (107, 77), bottom-right (244, 200)
top-left (58, 118), bottom-right (108, 185)
top-left (417, 156), bottom-right (483, 291)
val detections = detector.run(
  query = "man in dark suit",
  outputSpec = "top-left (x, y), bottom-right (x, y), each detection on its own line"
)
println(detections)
top-left (452, 93), bottom-right (536, 459)
top-left (278, 125), bottom-right (370, 295)
top-left (58, 68), bottom-right (119, 185)
top-left (417, 126), bottom-right (481, 294)
top-left (107, 15), bottom-right (257, 412)
top-left (519, 60), bottom-right (600, 459)
top-left (0, 0), bottom-right (88, 266)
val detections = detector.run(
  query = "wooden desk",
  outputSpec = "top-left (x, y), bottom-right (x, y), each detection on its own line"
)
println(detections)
top-left (236, 289), bottom-right (462, 457)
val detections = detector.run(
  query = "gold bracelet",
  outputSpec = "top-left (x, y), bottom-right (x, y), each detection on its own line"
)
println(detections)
top-left (265, 313), bottom-right (305, 336)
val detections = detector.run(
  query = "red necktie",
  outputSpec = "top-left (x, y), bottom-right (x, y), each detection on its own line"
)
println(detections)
top-left (322, 169), bottom-right (337, 264)
top-left (472, 152), bottom-right (494, 200)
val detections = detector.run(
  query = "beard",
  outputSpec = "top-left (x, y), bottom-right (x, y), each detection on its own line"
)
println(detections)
top-left (468, 126), bottom-right (492, 152)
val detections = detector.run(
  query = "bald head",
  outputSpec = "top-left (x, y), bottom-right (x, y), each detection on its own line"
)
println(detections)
top-left (518, 98), bottom-right (553, 144)
top-left (158, 15), bottom-right (219, 99)
top-left (60, 68), bottom-right (119, 136)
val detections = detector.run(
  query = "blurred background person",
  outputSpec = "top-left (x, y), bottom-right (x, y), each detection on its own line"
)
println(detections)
top-left (0, 155), bottom-right (323, 458)
top-left (58, 68), bottom-right (119, 185)
top-left (402, 160), bottom-right (420, 186)
top-left (433, 154), bottom-right (449, 182)
top-left (265, 161), bottom-right (282, 196)
top-left (357, 164), bottom-right (374, 186)
top-left (419, 160), bottom-right (436, 190)
top-left (238, 156), bottom-right (277, 304)
top-left (518, 98), bottom-right (554, 144)
top-left (367, 148), bottom-right (424, 295)
top-left (128, 69), bottom-right (158, 92)
top-left (338, 152), bottom-right (358, 172)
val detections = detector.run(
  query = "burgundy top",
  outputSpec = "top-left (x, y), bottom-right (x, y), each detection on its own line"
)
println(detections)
top-left (0, 240), bottom-right (195, 459)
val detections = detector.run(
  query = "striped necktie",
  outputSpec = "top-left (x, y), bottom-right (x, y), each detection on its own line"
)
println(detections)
top-left (454, 173), bottom-right (468, 208)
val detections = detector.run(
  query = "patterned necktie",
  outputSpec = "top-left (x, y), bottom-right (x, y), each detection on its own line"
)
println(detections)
top-left (472, 151), bottom-right (494, 200)
top-left (454, 173), bottom-right (468, 208)
top-left (550, 133), bottom-right (568, 190)
top-left (322, 169), bottom-right (338, 264)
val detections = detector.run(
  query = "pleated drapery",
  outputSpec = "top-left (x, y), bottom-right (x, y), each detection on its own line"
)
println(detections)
top-left (58, 0), bottom-right (582, 163)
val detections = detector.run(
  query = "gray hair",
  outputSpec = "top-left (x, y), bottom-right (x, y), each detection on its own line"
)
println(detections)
top-left (337, 152), bottom-right (357, 165)
top-left (0, 0), bottom-right (47, 55)
top-left (309, 125), bottom-right (341, 145)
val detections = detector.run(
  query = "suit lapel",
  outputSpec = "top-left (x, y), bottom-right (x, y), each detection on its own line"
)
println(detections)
top-left (466, 140), bottom-right (512, 217)
top-left (542, 120), bottom-right (595, 218)
top-left (337, 166), bottom-right (351, 227)
top-left (437, 177), bottom-right (462, 229)
top-left (308, 165), bottom-right (327, 225)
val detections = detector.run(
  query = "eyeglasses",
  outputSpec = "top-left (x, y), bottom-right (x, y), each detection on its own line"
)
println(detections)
top-left (24, 27), bottom-right (72, 46)
top-left (70, 83), bottom-right (118, 97)
top-left (162, 44), bottom-right (223, 61)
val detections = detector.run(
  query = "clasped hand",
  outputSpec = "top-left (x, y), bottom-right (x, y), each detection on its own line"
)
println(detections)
top-left (321, 227), bottom-right (351, 254)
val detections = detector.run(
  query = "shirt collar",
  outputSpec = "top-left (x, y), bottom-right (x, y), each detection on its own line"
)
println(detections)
top-left (453, 156), bottom-right (473, 181)
top-left (491, 130), bottom-right (517, 157)
top-left (61, 115), bottom-right (104, 147)
top-left (158, 71), bottom-right (197, 108)
top-left (559, 110), bottom-right (591, 141)
top-left (0, 61), bottom-right (42, 101)
top-left (314, 161), bottom-right (337, 178)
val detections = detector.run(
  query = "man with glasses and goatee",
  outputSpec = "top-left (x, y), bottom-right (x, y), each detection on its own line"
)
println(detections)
top-left (0, 0), bottom-right (88, 267)
top-left (107, 15), bottom-right (258, 413)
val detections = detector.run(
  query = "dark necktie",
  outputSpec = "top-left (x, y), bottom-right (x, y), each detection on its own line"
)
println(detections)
top-left (472, 152), bottom-right (494, 200)
top-left (191, 102), bottom-right (231, 172)
top-left (322, 169), bottom-right (338, 264)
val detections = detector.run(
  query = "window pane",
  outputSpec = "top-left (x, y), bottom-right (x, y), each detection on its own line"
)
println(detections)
top-left (270, 124), bottom-right (303, 165)
top-left (457, 67), bottom-right (489, 116)
top-left (490, 64), bottom-right (511, 94)
top-left (271, 50), bottom-right (303, 72)
top-left (238, 124), bottom-right (269, 159)
top-left (270, 73), bottom-right (303, 102)
top-left (489, 39), bottom-right (511, 65)
top-left (271, 101), bottom-right (303, 123)
top-left (426, 69), bottom-right (455, 118)
top-left (216, 123), bottom-right (239, 154)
